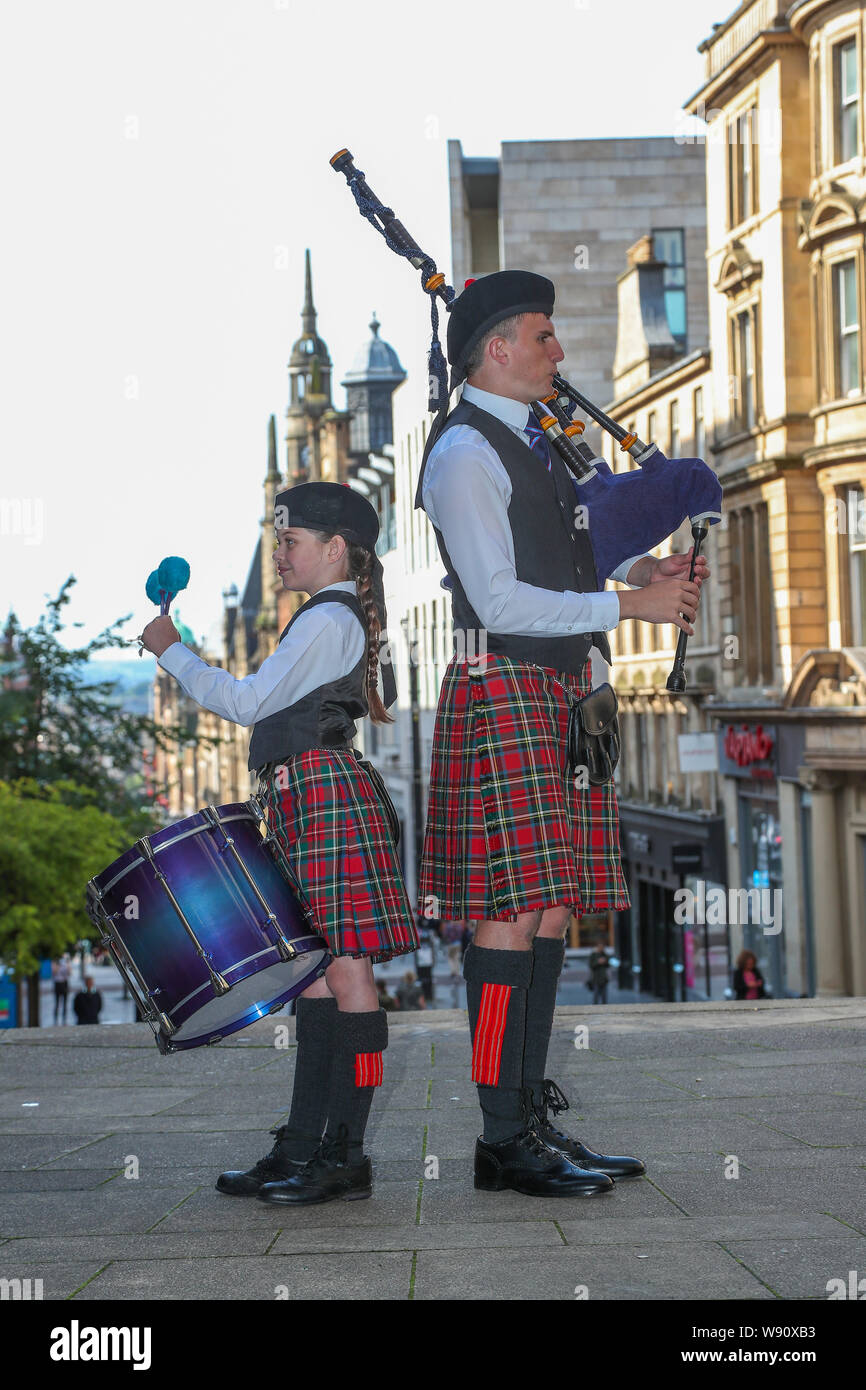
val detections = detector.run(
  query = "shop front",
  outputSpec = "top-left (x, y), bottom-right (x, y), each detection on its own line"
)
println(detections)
top-left (713, 717), bottom-right (793, 999)
top-left (615, 806), bottom-right (727, 1002)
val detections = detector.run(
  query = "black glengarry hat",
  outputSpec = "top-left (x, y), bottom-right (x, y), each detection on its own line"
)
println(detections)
top-left (273, 482), bottom-right (396, 707)
top-left (446, 270), bottom-right (555, 382)
top-left (274, 481), bottom-right (379, 549)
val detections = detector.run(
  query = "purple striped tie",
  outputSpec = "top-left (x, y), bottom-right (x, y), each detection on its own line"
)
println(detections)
top-left (524, 410), bottom-right (552, 471)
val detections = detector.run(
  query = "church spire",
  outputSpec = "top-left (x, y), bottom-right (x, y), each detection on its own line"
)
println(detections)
top-left (301, 248), bottom-right (317, 336)
top-left (266, 413), bottom-right (279, 480)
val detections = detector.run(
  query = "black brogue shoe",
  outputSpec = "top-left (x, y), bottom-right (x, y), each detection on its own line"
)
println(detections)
top-left (216, 1124), bottom-right (314, 1196)
top-left (474, 1126), bottom-right (614, 1197)
top-left (533, 1080), bottom-right (646, 1181)
top-left (257, 1128), bottom-right (373, 1206)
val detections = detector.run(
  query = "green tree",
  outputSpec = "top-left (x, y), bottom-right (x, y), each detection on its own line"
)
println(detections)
top-left (1, 577), bottom-right (214, 830)
top-left (0, 579), bottom-right (219, 1024)
top-left (0, 780), bottom-right (128, 974)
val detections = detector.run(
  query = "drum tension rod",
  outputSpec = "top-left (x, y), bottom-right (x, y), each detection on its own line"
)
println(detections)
top-left (204, 805), bottom-right (298, 961)
top-left (248, 796), bottom-right (318, 931)
top-left (85, 880), bottom-right (177, 1041)
top-left (135, 835), bottom-right (232, 996)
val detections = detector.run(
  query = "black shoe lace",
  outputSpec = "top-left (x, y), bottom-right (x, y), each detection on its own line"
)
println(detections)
top-left (250, 1125), bottom-right (292, 1177)
top-left (531, 1080), bottom-right (573, 1144)
top-left (517, 1128), bottom-right (554, 1159)
top-left (300, 1123), bottom-right (350, 1172)
top-left (515, 1088), bottom-right (556, 1159)
top-left (541, 1079), bottom-right (570, 1118)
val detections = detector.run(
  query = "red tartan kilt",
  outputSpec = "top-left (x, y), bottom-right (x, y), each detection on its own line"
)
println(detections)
top-left (417, 656), bottom-right (630, 922)
top-left (259, 749), bottom-right (419, 964)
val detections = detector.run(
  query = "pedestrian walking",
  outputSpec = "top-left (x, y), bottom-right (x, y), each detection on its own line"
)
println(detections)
top-left (72, 976), bottom-right (102, 1025)
top-left (587, 946), bottom-right (611, 1005)
top-left (52, 955), bottom-right (71, 1024)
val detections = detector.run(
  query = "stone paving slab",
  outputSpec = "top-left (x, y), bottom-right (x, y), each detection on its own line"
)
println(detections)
top-left (0, 1263), bottom-right (108, 1300)
top-left (645, 1168), bottom-right (866, 1222)
top-left (152, 1183), bottom-right (421, 1233)
top-left (723, 1237), bottom-right (866, 1300)
top-left (0, 1169), bottom-right (122, 1192)
top-left (70, 1252), bottom-right (414, 1300)
top-left (0, 1088), bottom-right (202, 1119)
top-left (1, 1231), bottom-right (284, 1261)
top-left (418, 1179), bottom-right (673, 1224)
top-left (0, 1186), bottom-right (202, 1238)
top-left (411, 1243), bottom-right (776, 1301)
top-left (0, 1114), bottom-right (292, 1136)
top-left (2, 998), bottom-right (865, 1301)
top-left (269, 1219), bottom-right (563, 1253)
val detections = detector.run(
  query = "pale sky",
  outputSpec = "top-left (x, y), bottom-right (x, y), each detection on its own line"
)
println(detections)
top-left (1, 0), bottom-right (726, 654)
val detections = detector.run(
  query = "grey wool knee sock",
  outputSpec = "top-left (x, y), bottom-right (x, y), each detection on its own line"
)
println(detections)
top-left (281, 996), bottom-right (337, 1161)
top-left (464, 944), bottom-right (534, 1143)
top-left (523, 936), bottom-right (566, 1112)
top-left (324, 1008), bottom-right (389, 1162)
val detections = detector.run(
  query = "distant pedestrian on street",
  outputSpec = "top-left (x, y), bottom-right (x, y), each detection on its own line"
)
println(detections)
top-left (375, 976), bottom-right (399, 1012)
top-left (396, 971), bottom-right (426, 1011)
top-left (415, 919), bottom-right (438, 1003)
top-left (73, 976), bottom-right (102, 1025)
top-left (51, 955), bottom-right (71, 1024)
top-left (588, 947), bottom-right (611, 1005)
top-left (733, 950), bottom-right (766, 1001)
top-left (442, 920), bottom-right (465, 982)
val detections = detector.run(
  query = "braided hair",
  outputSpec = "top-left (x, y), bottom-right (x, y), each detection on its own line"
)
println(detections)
top-left (311, 531), bottom-right (394, 725)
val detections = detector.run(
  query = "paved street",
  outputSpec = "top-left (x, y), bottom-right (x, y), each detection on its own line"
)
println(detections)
top-left (1, 996), bottom-right (865, 1301)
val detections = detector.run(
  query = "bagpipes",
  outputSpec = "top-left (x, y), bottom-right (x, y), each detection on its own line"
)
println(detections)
top-left (330, 149), bottom-right (722, 692)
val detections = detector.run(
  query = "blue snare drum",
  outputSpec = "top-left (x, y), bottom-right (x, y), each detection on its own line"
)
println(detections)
top-left (86, 799), bottom-right (330, 1052)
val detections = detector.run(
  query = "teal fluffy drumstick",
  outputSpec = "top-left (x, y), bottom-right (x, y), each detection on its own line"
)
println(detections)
top-left (144, 557), bottom-right (191, 616)
top-left (138, 556), bottom-right (192, 655)
top-left (156, 556), bottom-right (191, 615)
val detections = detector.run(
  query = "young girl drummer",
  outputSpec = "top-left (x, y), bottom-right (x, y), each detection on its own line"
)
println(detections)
top-left (141, 482), bottom-right (419, 1205)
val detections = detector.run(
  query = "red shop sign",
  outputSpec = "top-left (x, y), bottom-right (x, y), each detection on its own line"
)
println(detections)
top-left (724, 723), bottom-right (775, 767)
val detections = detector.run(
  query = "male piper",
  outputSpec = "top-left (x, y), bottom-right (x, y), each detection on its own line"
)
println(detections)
top-left (414, 271), bottom-right (706, 1197)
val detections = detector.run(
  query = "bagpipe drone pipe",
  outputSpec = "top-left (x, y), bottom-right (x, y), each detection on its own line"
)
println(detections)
top-left (329, 149), bottom-right (723, 691)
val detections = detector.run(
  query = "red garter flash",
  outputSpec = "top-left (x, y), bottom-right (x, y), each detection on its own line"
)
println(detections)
top-left (471, 982), bottom-right (512, 1085)
top-left (354, 1052), bottom-right (384, 1087)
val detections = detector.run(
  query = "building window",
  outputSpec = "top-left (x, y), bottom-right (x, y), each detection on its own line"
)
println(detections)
top-left (646, 411), bottom-right (657, 448)
top-left (833, 258), bottom-right (860, 398)
top-left (653, 229), bottom-right (686, 343)
top-left (731, 306), bottom-right (758, 429)
top-left (669, 399), bottom-right (680, 456)
top-left (849, 485), bottom-right (866, 643)
top-left (727, 107), bottom-right (759, 228)
top-left (694, 386), bottom-right (705, 458)
top-left (835, 38), bottom-right (859, 165)
top-left (728, 503), bottom-right (775, 686)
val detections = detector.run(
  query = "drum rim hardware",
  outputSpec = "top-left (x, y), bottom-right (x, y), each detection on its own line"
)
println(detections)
top-left (85, 879), bottom-right (178, 1047)
top-left (202, 803), bottom-right (298, 962)
top-left (135, 833), bottom-right (232, 999)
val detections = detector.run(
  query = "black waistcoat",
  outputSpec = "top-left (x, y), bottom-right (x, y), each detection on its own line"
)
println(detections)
top-left (414, 397), bottom-right (611, 671)
top-left (247, 590), bottom-right (369, 772)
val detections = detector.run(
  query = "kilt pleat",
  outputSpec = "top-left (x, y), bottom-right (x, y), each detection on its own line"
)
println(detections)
top-left (418, 656), bottom-right (630, 922)
top-left (259, 749), bottom-right (419, 964)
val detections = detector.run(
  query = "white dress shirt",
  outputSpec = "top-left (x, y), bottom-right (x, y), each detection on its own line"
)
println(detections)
top-left (422, 382), bottom-right (649, 638)
top-left (157, 581), bottom-right (365, 727)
